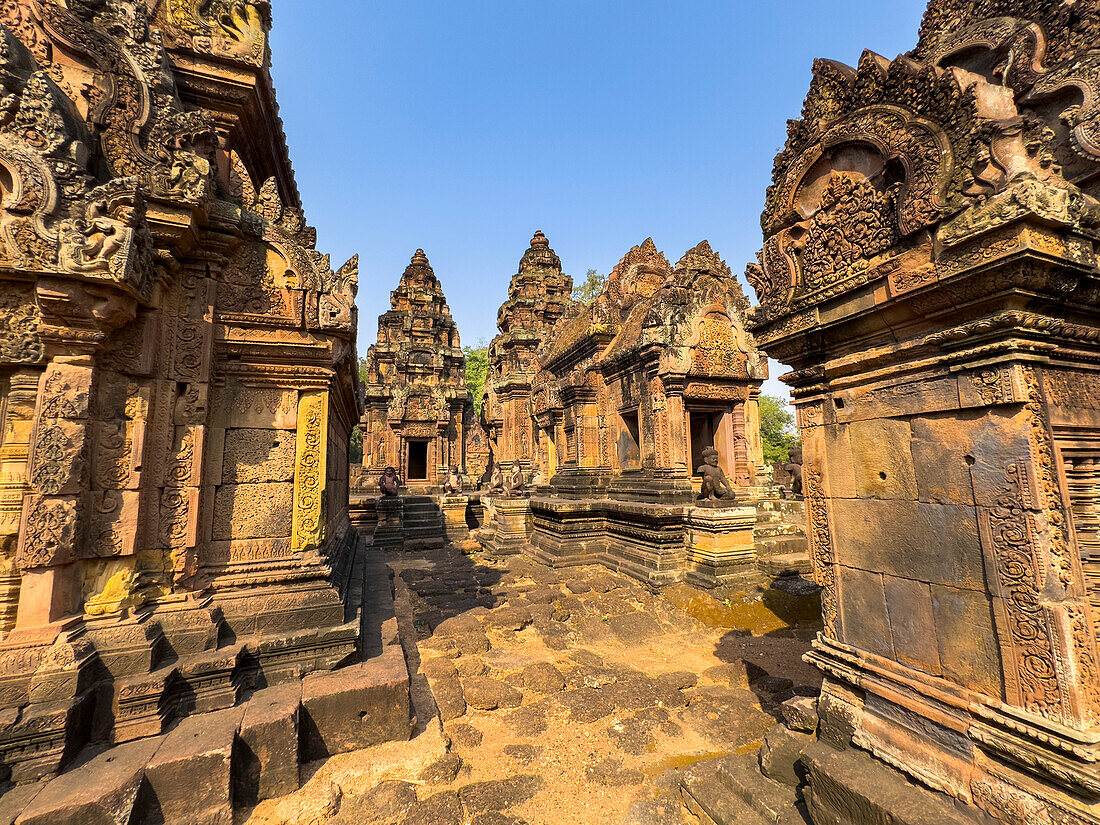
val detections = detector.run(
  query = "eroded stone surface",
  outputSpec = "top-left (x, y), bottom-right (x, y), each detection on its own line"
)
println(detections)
top-left (305, 546), bottom-right (822, 825)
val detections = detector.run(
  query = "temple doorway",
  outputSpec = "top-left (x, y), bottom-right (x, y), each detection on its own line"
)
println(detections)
top-left (689, 411), bottom-right (720, 473)
top-left (689, 407), bottom-right (738, 482)
top-left (407, 439), bottom-right (429, 480)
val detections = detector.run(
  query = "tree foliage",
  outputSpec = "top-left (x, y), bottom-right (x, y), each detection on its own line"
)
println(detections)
top-left (464, 343), bottom-right (489, 414)
top-left (349, 427), bottom-right (363, 464)
top-left (572, 268), bottom-right (606, 304)
top-left (760, 394), bottom-right (799, 465)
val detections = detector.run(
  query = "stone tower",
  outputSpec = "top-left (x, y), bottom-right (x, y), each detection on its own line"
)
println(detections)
top-left (738, 0), bottom-right (1100, 822)
top-left (362, 251), bottom-right (472, 489)
top-left (482, 231), bottom-right (575, 477)
top-left (525, 238), bottom-right (769, 584)
top-left (0, 0), bottom-right (382, 787)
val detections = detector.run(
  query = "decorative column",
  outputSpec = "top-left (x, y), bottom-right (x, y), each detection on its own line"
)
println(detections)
top-left (15, 355), bottom-right (96, 631)
top-left (744, 388), bottom-right (766, 483)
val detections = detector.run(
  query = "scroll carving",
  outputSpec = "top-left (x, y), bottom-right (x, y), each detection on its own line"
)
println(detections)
top-left (292, 392), bottom-right (327, 550)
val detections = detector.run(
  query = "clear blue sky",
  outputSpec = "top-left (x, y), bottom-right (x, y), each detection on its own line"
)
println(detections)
top-left (269, 1), bottom-right (929, 397)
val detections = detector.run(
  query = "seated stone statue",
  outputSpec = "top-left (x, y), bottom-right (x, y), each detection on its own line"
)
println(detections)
top-left (444, 465), bottom-right (463, 495)
top-left (487, 463), bottom-right (505, 494)
top-left (696, 446), bottom-right (734, 501)
top-left (378, 466), bottom-right (400, 496)
top-left (784, 445), bottom-right (803, 498)
top-left (507, 463), bottom-right (526, 496)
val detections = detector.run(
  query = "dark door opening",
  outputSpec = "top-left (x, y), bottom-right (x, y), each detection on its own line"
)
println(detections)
top-left (618, 411), bottom-right (641, 470)
top-left (407, 439), bottom-right (429, 480)
top-left (690, 411), bottom-right (719, 474)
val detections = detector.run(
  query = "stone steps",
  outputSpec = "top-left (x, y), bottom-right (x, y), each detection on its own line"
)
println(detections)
top-left (759, 553), bottom-right (813, 579)
top-left (680, 752), bottom-right (810, 825)
top-left (401, 496), bottom-right (446, 548)
top-left (0, 543), bottom-right (413, 825)
top-left (756, 534), bottom-right (808, 555)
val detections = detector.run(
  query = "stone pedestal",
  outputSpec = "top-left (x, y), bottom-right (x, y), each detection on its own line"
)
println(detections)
top-left (440, 495), bottom-right (470, 544)
top-left (683, 506), bottom-right (757, 588)
top-left (372, 497), bottom-right (405, 550)
top-left (481, 496), bottom-right (532, 556)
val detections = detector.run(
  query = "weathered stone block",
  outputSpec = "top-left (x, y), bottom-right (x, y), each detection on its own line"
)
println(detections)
top-left (214, 386), bottom-right (297, 431)
top-left (16, 735), bottom-right (161, 825)
top-left (759, 724), bottom-right (814, 787)
top-left (212, 482), bottom-right (293, 541)
top-left (883, 575), bottom-right (941, 676)
top-left (234, 681), bottom-right (301, 806)
top-left (830, 499), bottom-right (984, 590)
top-left (221, 429), bottom-right (295, 484)
top-left (837, 566), bottom-right (893, 659)
top-left (139, 705), bottom-right (244, 825)
top-left (930, 584), bottom-right (1002, 696)
top-left (910, 413), bottom-right (979, 506)
top-left (300, 646), bottom-right (410, 761)
top-left (847, 418), bottom-right (918, 501)
top-left (780, 695), bottom-right (818, 733)
top-left (801, 741), bottom-right (982, 825)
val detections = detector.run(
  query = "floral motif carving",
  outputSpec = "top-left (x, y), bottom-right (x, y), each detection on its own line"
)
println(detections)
top-left (803, 466), bottom-right (838, 639)
top-left (799, 173), bottom-right (897, 292)
top-left (17, 496), bottom-right (77, 569)
top-left (293, 392), bottom-right (326, 550)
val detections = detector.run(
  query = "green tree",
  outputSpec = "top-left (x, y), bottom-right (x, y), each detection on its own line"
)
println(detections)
top-left (572, 268), bottom-right (606, 304)
top-left (759, 394), bottom-right (799, 465)
top-left (358, 355), bottom-right (369, 385)
top-left (349, 427), bottom-right (363, 464)
top-left (464, 341), bottom-right (489, 414)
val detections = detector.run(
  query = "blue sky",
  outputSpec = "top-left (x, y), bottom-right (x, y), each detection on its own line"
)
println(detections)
top-left (269, 1), bottom-right (929, 396)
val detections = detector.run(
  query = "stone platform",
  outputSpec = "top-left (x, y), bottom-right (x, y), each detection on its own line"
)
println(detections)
top-left (0, 548), bottom-right (412, 825)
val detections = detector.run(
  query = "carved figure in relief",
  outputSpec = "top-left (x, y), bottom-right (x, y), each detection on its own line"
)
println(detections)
top-left (58, 202), bottom-right (126, 274)
top-left (444, 465), bottom-right (463, 495)
top-left (696, 446), bottom-right (734, 501)
top-left (379, 466), bottom-right (400, 496)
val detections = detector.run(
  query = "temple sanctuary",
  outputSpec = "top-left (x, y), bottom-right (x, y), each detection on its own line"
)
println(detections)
top-left (481, 230), bottom-right (575, 478)
top-left (523, 237), bottom-right (771, 584)
top-left (0, 1), bottom-right (409, 819)
top-left (360, 250), bottom-right (488, 491)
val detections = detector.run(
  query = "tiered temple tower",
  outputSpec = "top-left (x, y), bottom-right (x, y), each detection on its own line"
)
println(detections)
top-left (482, 231), bottom-right (575, 478)
top-left (362, 251), bottom-right (479, 490)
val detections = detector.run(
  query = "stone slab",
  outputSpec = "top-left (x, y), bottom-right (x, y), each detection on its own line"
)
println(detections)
top-left (17, 736), bottom-right (161, 825)
top-left (138, 705), bottom-right (244, 825)
top-left (300, 645), bottom-right (410, 761)
top-left (234, 681), bottom-right (301, 806)
top-left (0, 784), bottom-right (41, 825)
top-left (801, 742), bottom-right (984, 825)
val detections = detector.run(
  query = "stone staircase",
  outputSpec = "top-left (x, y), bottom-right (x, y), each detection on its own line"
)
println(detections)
top-left (402, 495), bottom-right (446, 549)
top-left (681, 750), bottom-right (810, 825)
top-left (754, 497), bottom-right (811, 580)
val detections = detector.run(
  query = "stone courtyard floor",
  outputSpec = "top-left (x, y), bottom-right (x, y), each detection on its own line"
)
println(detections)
top-left (241, 546), bottom-right (822, 825)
